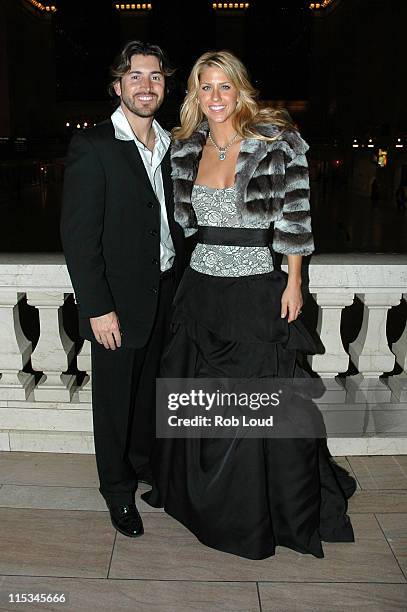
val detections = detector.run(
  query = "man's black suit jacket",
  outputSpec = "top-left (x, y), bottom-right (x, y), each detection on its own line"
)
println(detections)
top-left (60, 120), bottom-right (185, 348)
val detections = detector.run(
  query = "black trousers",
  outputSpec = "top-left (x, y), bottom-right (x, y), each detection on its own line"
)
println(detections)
top-left (91, 271), bottom-right (175, 507)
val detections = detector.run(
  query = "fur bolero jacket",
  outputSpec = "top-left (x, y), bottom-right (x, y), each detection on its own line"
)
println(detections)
top-left (171, 120), bottom-right (314, 256)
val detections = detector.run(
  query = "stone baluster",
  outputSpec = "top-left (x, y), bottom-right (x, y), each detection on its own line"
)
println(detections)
top-left (77, 340), bottom-right (92, 403)
top-left (26, 291), bottom-right (75, 402)
top-left (0, 291), bottom-right (35, 400)
top-left (308, 291), bottom-right (354, 401)
top-left (346, 292), bottom-right (402, 402)
top-left (388, 293), bottom-right (407, 401)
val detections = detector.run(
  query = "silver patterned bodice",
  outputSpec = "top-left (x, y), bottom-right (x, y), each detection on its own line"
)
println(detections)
top-left (189, 184), bottom-right (274, 277)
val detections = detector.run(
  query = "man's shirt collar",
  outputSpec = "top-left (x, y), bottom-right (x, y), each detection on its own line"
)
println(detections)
top-left (111, 105), bottom-right (170, 154)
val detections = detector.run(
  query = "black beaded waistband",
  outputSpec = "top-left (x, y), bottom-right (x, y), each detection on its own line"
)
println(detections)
top-left (197, 226), bottom-right (271, 247)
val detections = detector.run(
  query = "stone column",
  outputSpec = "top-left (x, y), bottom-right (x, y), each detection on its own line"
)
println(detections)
top-left (0, 291), bottom-right (35, 400)
top-left (346, 292), bottom-right (402, 402)
top-left (388, 293), bottom-right (407, 401)
top-left (26, 291), bottom-right (75, 402)
top-left (77, 340), bottom-right (92, 403)
top-left (308, 291), bottom-right (354, 401)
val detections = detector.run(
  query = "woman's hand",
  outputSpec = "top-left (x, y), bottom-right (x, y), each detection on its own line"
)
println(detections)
top-left (281, 254), bottom-right (304, 322)
top-left (281, 283), bottom-right (303, 323)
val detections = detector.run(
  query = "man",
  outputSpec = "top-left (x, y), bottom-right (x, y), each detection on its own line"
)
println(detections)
top-left (61, 41), bottom-right (184, 538)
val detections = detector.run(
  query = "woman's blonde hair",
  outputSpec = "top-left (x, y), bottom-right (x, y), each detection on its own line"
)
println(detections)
top-left (172, 50), bottom-right (295, 141)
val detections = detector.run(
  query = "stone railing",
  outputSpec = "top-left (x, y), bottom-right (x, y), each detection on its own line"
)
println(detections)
top-left (0, 253), bottom-right (406, 456)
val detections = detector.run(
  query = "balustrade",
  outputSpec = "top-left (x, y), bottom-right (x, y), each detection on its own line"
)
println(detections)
top-left (0, 253), bottom-right (406, 455)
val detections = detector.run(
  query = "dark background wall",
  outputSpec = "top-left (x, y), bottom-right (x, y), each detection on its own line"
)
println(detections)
top-left (1, 0), bottom-right (407, 253)
top-left (2, 1), bottom-right (406, 144)
top-left (0, 2), bottom-right (404, 125)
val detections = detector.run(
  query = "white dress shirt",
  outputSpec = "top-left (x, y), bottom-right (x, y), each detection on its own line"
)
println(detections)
top-left (111, 105), bottom-right (175, 272)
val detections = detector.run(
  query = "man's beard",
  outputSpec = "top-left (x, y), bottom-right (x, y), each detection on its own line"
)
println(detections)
top-left (121, 92), bottom-right (162, 118)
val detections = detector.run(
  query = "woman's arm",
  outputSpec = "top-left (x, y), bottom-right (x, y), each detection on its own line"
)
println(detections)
top-left (271, 131), bottom-right (313, 323)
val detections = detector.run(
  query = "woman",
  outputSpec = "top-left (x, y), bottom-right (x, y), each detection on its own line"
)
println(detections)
top-left (142, 51), bottom-right (355, 560)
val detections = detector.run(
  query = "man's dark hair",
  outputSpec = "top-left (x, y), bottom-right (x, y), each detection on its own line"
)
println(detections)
top-left (108, 40), bottom-right (175, 97)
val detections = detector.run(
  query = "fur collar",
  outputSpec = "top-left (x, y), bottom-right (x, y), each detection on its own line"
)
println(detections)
top-left (171, 120), bottom-right (308, 170)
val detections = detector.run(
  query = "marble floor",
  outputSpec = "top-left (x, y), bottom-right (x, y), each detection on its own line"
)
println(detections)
top-left (0, 452), bottom-right (406, 611)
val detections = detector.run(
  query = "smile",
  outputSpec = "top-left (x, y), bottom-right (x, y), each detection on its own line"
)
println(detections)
top-left (137, 96), bottom-right (155, 102)
top-left (208, 105), bottom-right (226, 112)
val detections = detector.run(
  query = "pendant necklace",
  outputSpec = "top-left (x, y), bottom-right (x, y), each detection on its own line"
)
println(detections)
top-left (208, 131), bottom-right (238, 161)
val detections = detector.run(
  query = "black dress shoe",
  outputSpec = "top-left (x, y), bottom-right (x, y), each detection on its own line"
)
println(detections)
top-left (109, 504), bottom-right (144, 538)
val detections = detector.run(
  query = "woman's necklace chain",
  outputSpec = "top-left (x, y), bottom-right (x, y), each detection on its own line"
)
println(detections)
top-left (208, 131), bottom-right (238, 161)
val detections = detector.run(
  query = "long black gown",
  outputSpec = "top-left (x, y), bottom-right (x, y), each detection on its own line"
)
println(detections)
top-left (142, 185), bottom-right (355, 560)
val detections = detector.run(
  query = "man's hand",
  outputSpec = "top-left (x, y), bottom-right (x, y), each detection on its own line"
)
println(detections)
top-left (90, 311), bottom-right (121, 350)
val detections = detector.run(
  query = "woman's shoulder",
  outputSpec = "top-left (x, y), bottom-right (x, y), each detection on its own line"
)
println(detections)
top-left (171, 121), bottom-right (208, 146)
top-left (170, 127), bottom-right (207, 161)
top-left (254, 122), bottom-right (309, 157)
